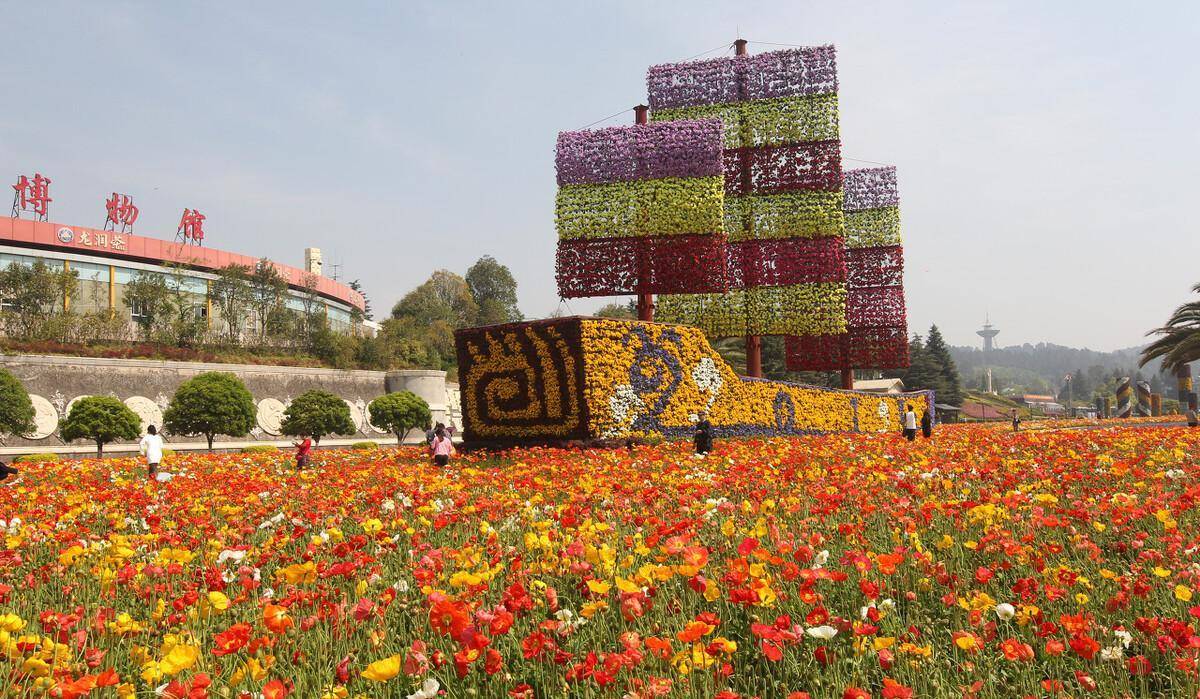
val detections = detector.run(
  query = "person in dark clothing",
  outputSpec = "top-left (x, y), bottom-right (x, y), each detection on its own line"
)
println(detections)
top-left (0, 461), bottom-right (17, 482)
top-left (920, 410), bottom-right (933, 439)
top-left (693, 412), bottom-right (713, 456)
top-left (1011, 411), bottom-right (1021, 432)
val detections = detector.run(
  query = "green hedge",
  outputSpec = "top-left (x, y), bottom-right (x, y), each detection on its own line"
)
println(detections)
top-left (350, 441), bottom-right (379, 450)
top-left (241, 445), bottom-right (279, 454)
top-left (14, 453), bottom-right (58, 463)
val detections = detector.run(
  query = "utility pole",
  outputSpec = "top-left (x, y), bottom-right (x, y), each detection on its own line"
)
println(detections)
top-left (1066, 373), bottom-right (1073, 418)
top-left (633, 104), bottom-right (655, 323)
top-left (733, 38), bottom-right (763, 378)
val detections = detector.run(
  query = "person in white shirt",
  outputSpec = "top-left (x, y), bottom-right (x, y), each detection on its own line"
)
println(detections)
top-left (902, 405), bottom-right (918, 442)
top-left (139, 425), bottom-right (164, 479)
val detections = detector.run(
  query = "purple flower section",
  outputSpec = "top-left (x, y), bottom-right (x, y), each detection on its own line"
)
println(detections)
top-left (647, 46), bottom-right (839, 111)
top-left (842, 167), bottom-right (899, 212)
top-left (555, 119), bottom-right (724, 186)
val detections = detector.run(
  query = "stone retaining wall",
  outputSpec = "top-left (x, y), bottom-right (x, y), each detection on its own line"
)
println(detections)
top-left (0, 355), bottom-right (461, 451)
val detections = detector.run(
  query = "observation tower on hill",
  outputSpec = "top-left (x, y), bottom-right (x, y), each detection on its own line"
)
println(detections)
top-left (977, 320), bottom-right (999, 352)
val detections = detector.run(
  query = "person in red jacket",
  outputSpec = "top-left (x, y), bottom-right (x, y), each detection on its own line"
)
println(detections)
top-left (293, 436), bottom-right (312, 470)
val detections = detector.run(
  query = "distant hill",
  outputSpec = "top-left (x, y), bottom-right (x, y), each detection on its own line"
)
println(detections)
top-left (948, 342), bottom-right (1174, 397)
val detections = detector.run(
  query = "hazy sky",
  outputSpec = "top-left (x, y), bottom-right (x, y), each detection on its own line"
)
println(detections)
top-left (3, 1), bottom-right (1197, 350)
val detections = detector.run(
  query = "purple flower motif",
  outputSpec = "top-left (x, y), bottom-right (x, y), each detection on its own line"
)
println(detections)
top-left (555, 119), bottom-right (724, 186)
top-left (842, 166), bottom-right (899, 211)
top-left (647, 46), bottom-right (839, 111)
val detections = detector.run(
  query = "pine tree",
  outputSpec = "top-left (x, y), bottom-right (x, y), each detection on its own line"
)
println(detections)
top-left (901, 335), bottom-right (945, 395)
top-left (925, 325), bottom-right (964, 405)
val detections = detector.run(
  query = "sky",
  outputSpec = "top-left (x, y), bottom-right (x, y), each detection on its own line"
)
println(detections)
top-left (2, 1), bottom-right (1197, 351)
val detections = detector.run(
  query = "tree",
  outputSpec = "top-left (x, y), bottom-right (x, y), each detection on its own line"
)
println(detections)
top-left (163, 264), bottom-right (208, 348)
top-left (123, 271), bottom-right (173, 339)
top-left (387, 271), bottom-right (480, 370)
top-left (349, 278), bottom-right (372, 321)
top-left (0, 369), bottom-right (35, 438)
top-left (368, 391), bottom-right (432, 444)
top-left (466, 256), bottom-right (522, 325)
top-left (209, 264), bottom-right (252, 343)
top-left (296, 272), bottom-right (329, 352)
top-left (391, 271), bottom-right (479, 329)
top-left (248, 259), bottom-right (288, 344)
top-left (896, 335), bottom-right (944, 395)
top-left (1142, 283), bottom-right (1200, 374)
top-left (925, 325), bottom-right (964, 405)
top-left (593, 301), bottom-right (637, 320)
top-left (0, 260), bottom-right (77, 338)
top-left (1059, 368), bottom-right (1090, 404)
top-left (280, 390), bottom-right (354, 444)
top-left (163, 372), bottom-right (256, 451)
top-left (60, 396), bottom-right (141, 457)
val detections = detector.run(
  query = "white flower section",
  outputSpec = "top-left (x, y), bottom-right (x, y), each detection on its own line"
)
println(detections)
top-left (604, 384), bottom-right (644, 437)
top-left (691, 357), bottom-right (723, 410)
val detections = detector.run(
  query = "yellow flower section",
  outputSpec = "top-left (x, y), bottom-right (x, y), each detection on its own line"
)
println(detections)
top-left (656, 283), bottom-right (848, 337)
top-left (580, 319), bottom-right (928, 440)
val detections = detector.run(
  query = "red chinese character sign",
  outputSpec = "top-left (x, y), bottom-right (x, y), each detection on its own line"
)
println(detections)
top-left (554, 118), bottom-right (729, 300)
top-left (177, 208), bottom-right (205, 245)
top-left (11, 173), bottom-right (52, 221)
top-left (104, 193), bottom-right (139, 233)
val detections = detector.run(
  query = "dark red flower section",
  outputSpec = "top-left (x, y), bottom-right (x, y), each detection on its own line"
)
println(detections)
top-left (848, 284), bottom-right (906, 328)
top-left (556, 235), bottom-right (730, 298)
top-left (786, 244), bottom-right (907, 371)
top-left (846, 246), bottom-right (904, 290)
top-left (786, 326), bottom-right (909, 371)
top-left (723, 141), bottom-right (842, 196)
top-left (729, 237), bottom-right (846, 287)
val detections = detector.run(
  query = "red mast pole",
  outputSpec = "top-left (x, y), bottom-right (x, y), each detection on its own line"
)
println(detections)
top-left (733, 38), bottom-right (763, 378)
top-left (633, 104), bottom-right (655, 323)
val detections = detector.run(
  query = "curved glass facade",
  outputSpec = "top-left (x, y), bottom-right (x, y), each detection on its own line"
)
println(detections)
top-left (0, 246), bottom-right (357, 334)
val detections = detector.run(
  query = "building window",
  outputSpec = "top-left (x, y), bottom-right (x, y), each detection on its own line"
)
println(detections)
top-left (193, 304), bottom-right (207, 321)
top-left (130, 301), bottom-right (148, 324)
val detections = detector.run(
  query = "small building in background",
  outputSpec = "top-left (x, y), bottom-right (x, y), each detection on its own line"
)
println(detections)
top-left (853, 378), bottom-right (906, 394)
top-left (1020, 394), bottom-right (1065, 415)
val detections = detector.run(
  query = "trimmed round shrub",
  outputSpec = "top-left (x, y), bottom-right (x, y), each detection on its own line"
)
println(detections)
top-left (60, 396), bottom-right (141, 457)
top-left (368, 391), bottom-right (432, 445)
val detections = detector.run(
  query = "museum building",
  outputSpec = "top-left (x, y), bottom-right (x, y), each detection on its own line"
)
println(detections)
top-left (0, 217), bottom-right (366, 333)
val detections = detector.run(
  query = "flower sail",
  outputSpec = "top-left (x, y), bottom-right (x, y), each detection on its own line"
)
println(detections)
top-left (554, 119), bottom-right (730, 298)
top-left (650, 46), bottom-right (848, 337)
top-left (786, 166), bottom-right (909, 370)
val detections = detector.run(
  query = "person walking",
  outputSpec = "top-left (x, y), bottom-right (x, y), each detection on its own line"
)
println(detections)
top-left (429, 423), bottom-right (455, 467)
top-left (0, 460), bottom-right (18, 483)
top-left (1011, 410), bottom-right (1021, 432)
top-left (902, 404), bottom-right (918, 442)
top-left (693, 411), bottom-right (713, 456)
top-left (293, 435), bottom-right (312, 470)
top-left (139, 425), bottom-right (165, 479)
top-left (921, 409), bottom-right (933, 439)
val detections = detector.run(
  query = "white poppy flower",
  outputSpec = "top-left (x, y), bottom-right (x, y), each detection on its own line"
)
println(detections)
top-left (408, 678), bottom-right (440, 699)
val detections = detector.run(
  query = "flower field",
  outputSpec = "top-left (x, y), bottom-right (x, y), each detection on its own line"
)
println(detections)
top-left (1, 424), bottom-right (1199, 698)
